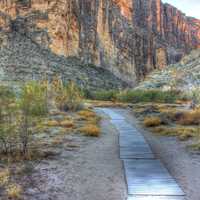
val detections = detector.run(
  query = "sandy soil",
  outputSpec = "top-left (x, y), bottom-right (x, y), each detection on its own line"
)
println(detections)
top-left (23, 115), bottom-right (127, 200)
top-left (115, 108), bottom-right (200, 200)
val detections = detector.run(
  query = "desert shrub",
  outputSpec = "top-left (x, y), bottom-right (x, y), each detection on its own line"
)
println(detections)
top-left (45, 120), bottom-right (60, 127)
top-left (0, 86), bottom-right (16, 122)
top-left (90, 90), bottom-right (118, 101)
top-left (0, 86), bottom-right (19, 154)
top-left (116, 90), bottom-right (178, 103)
top-left (177, 110), bottom-right (200, 125)
top-left (0, 168), bottom-right (10, 186)
top-left (191, 88), bottom-right (200, 108)
top-left (6, 184), bottom-right (22, 199)
top-left (143, 116), bottom-right (162, 127)
top-left (79, 124), bottom-right (100, 137)
top-left (78, 110), bottom-right (96, 119)
top-left (0, 82), bottom-right (48, 156)
top-left (59, 119), bottom-right (74, 128)
top-left (152, 126), bottom-right (197, 140)
top-left (19, 81), bottom-right (48, 116)
top-left (82, 88), bottom-right (93, 99)
top-left (53, 80), bottom-right (83, 111)
top-left (17, 82), bottom-right (48, 155)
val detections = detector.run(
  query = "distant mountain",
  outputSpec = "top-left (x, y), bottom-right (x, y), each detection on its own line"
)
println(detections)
top-left (0, 0), bottom-right (200, 85)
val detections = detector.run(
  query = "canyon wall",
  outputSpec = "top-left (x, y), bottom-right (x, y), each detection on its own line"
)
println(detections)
top-left (0, 0), bottom-right (200, 85)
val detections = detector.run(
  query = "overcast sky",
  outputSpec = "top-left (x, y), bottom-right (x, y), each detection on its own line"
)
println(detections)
top-left (162, 0), bottom-right (200, 19)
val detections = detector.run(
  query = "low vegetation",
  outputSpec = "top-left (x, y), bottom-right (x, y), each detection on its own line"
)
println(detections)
top-left (88, 90), bottom-right (118, 101)
top-left (117, 90), bottom-right (179, 103)
top-left (133, 101), bottom-right (200, 150)
top-left (79, 124), bottom-right (100, 137)
top-left (86, 89), bottom-right (180, 104)
top-left (152, 126), bottom-right (197, 140)
top-left (144, 116), bottom-right (162, 127)
top-left (0, 78), bottom-right (101, 199)
top-left (52, 79), bottom-right (83, 111)
top-left (6, 184), bottom-right (22, 199)
top-left (176, 110), bottom-right (200, 125)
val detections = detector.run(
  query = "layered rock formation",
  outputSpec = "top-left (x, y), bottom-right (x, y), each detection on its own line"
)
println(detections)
top-left (0, 0), bottom-right (200, 85)
top-left (136, 49), bottom-right (200, 91)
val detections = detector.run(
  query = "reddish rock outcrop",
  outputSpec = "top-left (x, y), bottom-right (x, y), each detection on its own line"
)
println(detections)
top-left (0, 0), bottom-right (200, 85)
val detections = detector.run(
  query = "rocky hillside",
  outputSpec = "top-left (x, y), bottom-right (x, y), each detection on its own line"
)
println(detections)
top-left (0, 31), bottom-right (127, 90)
top-left (0, 0), bottom-right (200, 85)
top-left (136, 49), bottom-right (200, 90)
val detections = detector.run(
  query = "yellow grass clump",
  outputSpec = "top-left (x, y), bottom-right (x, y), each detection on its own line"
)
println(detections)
top-left (6, 184), bottom-right (22, 199)
top-left (0, 169), bottom-right (10, 186)
top-left (152, 126), bottom-right (197, 140)
top-left (144, 116), bottom-right (162, 127)
top-left (60, 120), bottom-right (74, 128)
top-left (45, 120), bottom-right (60, 127)
top-left (79, 124), bottom-right (100, 137)
top-left (78, 110), bottom-right (96, 119)
top-left (177, 110), bottom-right (200, 125)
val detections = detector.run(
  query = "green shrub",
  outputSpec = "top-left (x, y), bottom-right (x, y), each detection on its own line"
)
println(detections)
top-left (116, 90), bottom-right (178, 103)
top-left (54, 80), bottom-right (83, 111)
top-left (19, 81), bottom-right (48, 116)
top-left (0, 82), bottom-right (48, 156)
top-left (89, 90), bottom-right (118, 101)
top-left (0, 86), bottom-right (18, 154)
top-left (0, 86), bottom-right (16, 123)
top-left (18, 81), bottom-right (48, 155)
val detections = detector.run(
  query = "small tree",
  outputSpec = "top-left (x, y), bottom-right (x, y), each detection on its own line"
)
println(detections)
top-left (191, 87), bottom-right (200, 109)
top-left (52, 79), bottom-right (83, 111)
top-left (18, 81), bottom-right (48, 155)
top-left (0, 86), bottom-right (18, 155)
top-left (64, 81), bottom-right (83, 111)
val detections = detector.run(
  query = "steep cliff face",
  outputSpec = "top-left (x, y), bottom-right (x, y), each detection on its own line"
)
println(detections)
top-left (0, 0), bottom-right (200, 85)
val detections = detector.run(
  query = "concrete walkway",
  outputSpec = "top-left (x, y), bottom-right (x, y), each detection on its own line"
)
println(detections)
top-left (98, 108), bottom-right (185, 200)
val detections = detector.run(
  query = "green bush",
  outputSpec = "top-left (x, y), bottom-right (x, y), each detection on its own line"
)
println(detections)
top-left (89, 90), bottom-right (118, 101)
top-left (116, 90), bottom-right (178, 103)
top-left (0, 86), bottom-right (18, 154)
top-left (19, 81), bottom-right (48, 116)
top-left (54, 80), bottom-right (83, 111)
top-left (0, 82), bottom-right (48, 156)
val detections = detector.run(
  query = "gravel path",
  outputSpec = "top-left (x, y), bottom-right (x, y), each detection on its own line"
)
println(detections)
top-left (115, 108), bottom-right (200, 200)
top-left (24, 114), bottom-right (127, 200)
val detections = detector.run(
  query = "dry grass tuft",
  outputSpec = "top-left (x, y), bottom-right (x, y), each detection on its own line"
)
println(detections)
top-left (60, 120), bottom-right (74, 128)
top-left (152, 126), bottom-right (178, 136)
top-left (0, 169), bottom-right (10, 186)
top-left (144, 116), bottom-right (162, 127)
top-left (78, 110), bottom-right (96, 119)
top-left (152, 126), bottom-right (197, 140)
top-left (79, 124), bottom-right (100, 137)
top-left (45, 120), bottom-right (60, 127)
top-left (189, 142), bottom-right (200, 151)
top-left (6, 184), bottom-right (22, 199)
top-left (177, 110), bottom-right (200, 125)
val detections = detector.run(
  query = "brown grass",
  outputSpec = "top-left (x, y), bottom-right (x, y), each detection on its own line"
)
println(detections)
top-left (45, 120), bottom-right (60, 127)
top-left (60, 120), bottom-right (74, 128)
top-left (152, 126), bottom-right (197, 140)
top-left (78, 110), bottom-right (96, 119)
top-left (144, 116), bottom-right (162, 127)
top-left (177, 110), bottom-right (200, 125)
top-left (79, 124), bottom-right (100, 137)
top-left (0, 168), bottom-right (10, 186)
top-left (6, 184), bottom-right (22, 199)
top-left (189, 142), bottom-right (200, 151)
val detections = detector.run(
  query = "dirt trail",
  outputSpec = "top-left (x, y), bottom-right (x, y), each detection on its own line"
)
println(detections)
top-left (23, 113), bottom-right (127, 200)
